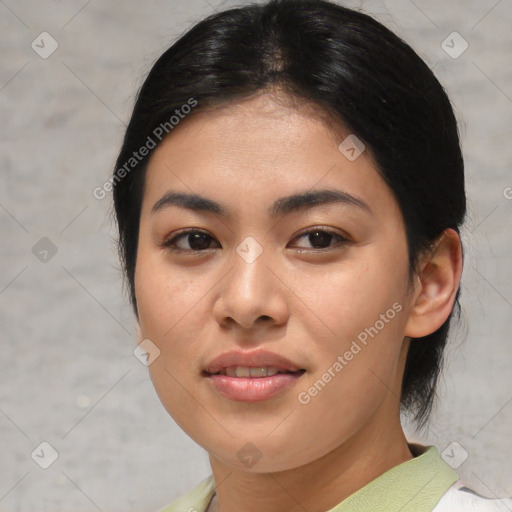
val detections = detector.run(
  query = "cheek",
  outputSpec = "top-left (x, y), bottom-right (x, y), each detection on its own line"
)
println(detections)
top-left (297, 252), bottom-right (409, 408)
top-left (300, 252), bottom-right (406, 342)
top-left (134, 269), bottom-right (203, 428)
top-left (285, 351), bottom-right (396, 463)
top-left (135, 248), bottom-right (204, 341)
top-left (135, 261), bottom-right (207, 428)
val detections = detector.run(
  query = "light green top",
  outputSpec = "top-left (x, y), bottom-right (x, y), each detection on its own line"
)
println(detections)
top-left (156, 444), bottom-right (459, 512)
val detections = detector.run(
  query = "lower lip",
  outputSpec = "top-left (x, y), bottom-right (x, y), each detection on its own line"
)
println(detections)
top-left (205, 372), bottom-right (305, 402)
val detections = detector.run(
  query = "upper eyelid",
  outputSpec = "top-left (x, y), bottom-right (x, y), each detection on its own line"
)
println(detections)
top-left (163, 227), bottom-right (350, 249)
top-left (166, 226), bottom-right (347, 240)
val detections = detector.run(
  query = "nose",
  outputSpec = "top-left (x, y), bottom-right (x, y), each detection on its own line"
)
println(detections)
top-left (212, 237), bottom-right (289, 331)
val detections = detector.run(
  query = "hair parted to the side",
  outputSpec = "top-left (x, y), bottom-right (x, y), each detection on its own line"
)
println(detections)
top-left (111, 0), bottom-right (466, 428)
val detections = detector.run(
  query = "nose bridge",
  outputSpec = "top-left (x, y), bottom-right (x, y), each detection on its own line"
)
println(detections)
top-left (229, 234), bottom-right (271, 294)
top-left (216, 233), bottom-right (282, 327)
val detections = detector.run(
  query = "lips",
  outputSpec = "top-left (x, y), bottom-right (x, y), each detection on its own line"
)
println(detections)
top-left (203, 349), bottom-right (306, 402)
top-left (203, 349), bottom-right (305, 375)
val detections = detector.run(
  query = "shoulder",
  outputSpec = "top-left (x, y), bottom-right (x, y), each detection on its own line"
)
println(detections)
top-left (155, 475), bottom-right (216, 512)
top-left (433, 480), bottom-right (512, 512)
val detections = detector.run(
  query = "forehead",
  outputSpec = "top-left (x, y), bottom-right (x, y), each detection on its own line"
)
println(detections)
top-left (141, 93), bottom-right (400, 223)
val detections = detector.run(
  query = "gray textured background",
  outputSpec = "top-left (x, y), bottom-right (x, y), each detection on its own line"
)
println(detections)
top-left (1, 0), bottom-right (511, 511)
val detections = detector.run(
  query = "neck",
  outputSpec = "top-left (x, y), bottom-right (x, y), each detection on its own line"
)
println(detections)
top-left (208, 413), bottom-right (413, 512)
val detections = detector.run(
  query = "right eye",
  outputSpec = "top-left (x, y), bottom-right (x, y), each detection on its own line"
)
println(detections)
top-left (161, 230), bottom-right (220, 253)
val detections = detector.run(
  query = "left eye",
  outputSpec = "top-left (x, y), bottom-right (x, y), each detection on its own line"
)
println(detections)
top-left (161, 228), bottom-right (349, 253)
top-left (291, 229), bottom-right (349, 250)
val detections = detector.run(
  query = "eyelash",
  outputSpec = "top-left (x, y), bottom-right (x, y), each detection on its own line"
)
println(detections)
top-left (160, 227), bottom-right (351, 254)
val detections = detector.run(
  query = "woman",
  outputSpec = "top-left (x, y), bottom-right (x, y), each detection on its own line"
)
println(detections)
top-left (111, 0), bottom-right (512, 510)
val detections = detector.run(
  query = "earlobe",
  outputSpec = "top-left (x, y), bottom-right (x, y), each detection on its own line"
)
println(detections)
top-left (404, 228), bottom-right (463, 339)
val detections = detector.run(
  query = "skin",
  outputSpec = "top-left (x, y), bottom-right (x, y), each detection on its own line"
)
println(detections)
top-left (134, 90), bottom-right (463, 512)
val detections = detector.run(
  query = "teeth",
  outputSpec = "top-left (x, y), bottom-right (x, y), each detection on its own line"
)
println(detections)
top-left (235, 367), bottom-right (250, 378)
top-left (221, 366), bottom-right (284, 377)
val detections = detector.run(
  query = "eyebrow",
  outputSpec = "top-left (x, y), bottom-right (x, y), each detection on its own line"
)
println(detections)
top-left (151, 188), bottom-right (373, 218)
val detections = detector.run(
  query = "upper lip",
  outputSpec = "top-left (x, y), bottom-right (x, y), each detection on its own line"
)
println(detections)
top-left (204, 349), bottom-right (304, 374)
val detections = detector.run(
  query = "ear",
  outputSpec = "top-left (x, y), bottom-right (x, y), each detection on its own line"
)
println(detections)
top-left (404, 228), bottom-right (463, 338)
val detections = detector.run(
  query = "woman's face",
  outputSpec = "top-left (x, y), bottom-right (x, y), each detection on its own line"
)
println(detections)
top-left (135, 92), bottom-right (419, 472)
